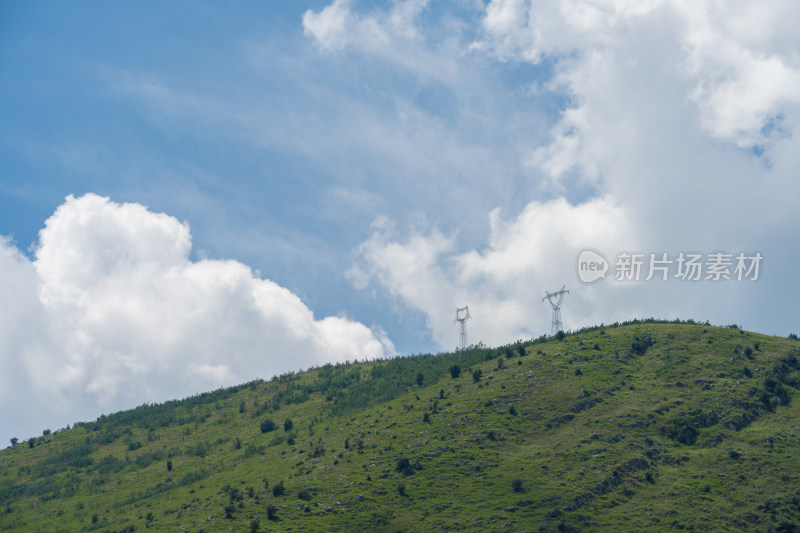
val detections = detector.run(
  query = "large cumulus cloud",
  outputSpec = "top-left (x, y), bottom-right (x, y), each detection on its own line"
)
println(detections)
top-left (1, 194), bottom-right (392, 441)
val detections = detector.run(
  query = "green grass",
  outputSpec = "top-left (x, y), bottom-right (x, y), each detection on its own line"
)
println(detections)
top-left (2, 321), bottom-right (800, 532)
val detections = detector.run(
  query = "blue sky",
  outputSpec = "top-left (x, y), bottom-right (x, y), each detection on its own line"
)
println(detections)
top-left (1, 0), bottom-right (556, 349)
top-left (2, 0), bottom-right (800, 441)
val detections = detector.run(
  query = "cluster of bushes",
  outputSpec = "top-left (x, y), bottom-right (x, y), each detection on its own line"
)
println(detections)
top-left (662, 356), bottom-right (799, 445)
top-left (72, 379), bottom-right (264, 437)
top-left (328, 342), bottom-right (533, 416)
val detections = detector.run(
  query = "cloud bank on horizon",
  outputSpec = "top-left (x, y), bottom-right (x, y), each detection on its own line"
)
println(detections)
top-left (0, 194), bottom-right (391, 439)
top-left (2, 0), bottom-right (800, 440)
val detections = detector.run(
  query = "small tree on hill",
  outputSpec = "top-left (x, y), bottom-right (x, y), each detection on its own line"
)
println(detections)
top-left (396, 457), bottom-right (413, 475)
top-left (283, 418), bottom-right (293, 432)
top-left (416, 372), bottom-right (424, 386)
top-left (260, 419), bottom-right (276, 433)
top-left (267, 504), bottom-right (278, 521)
top-left (9, 437), bottom-right (17, 446)
top-left (449, 365), bottom-right (461, 378)
top-left (224, 504), bottom-right (235, 519)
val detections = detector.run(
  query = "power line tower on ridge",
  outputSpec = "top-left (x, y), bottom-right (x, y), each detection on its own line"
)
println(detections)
top-left (454, 306), bottom-right (471, 351)
top-left (542, 285), bottom-right (569, 336)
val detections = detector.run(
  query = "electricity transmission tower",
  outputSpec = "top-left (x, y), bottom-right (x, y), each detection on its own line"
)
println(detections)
top-left (542, 285), bottom-right (569, 336)
top-left (454, 306), bottom-right (471, 351)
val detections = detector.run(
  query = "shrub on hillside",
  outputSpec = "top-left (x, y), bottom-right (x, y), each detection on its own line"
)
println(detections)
top-left (224, 504), bottom-right (235, 519)
top-left (631, 334), bottom-right (655, 355)
top-left (267, 504), bottom-right (278, 521)
top-left (260, 419), bottom-right (276, 433)
top-left (396, 457), bottom-right (411, 475)
top-left (662, 418), bottom-right (699, 445)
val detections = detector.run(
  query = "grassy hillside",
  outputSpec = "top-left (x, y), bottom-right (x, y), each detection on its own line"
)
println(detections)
top-left (2, 320), bottom-right (800, 532)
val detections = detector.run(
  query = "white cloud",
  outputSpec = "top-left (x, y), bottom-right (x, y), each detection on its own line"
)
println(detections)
top-left (478, 0), bottom-right (800, 157)
top-left (302, 0), bottom-right (355, 51)
top-left (351, 197), bottom-right (638, 348)
top-left (302, 0), bottom-right (474, 87)
top-left (303, 0), bottom-right (431, 52)
top-left (0, 194), bottom-right (392, 441)
top-left (346, 0), bottom-right (800, 350)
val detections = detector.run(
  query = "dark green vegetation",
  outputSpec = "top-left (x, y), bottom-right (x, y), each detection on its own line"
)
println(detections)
top-left (2, 320), bottom-right (800, 532)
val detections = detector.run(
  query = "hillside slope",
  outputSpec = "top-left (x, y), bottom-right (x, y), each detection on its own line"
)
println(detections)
top-left (2, 321), bottom-right (800, 532)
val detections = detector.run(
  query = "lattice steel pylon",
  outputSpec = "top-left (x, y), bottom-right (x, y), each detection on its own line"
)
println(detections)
top-left (454, 306), bottom-right (471, 351)
top-left (542, 285), bottom-right (569, 336)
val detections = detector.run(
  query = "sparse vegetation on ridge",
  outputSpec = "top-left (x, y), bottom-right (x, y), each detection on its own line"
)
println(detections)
top-left (2, 320), bottom-right (800, 531)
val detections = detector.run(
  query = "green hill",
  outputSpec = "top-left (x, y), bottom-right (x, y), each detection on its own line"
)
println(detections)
top-left (2, 320), bottom-right (800, 532)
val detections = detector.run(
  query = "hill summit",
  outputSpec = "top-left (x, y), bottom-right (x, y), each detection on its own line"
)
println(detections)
top-left (2, 320), bottom-right (800, 532)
